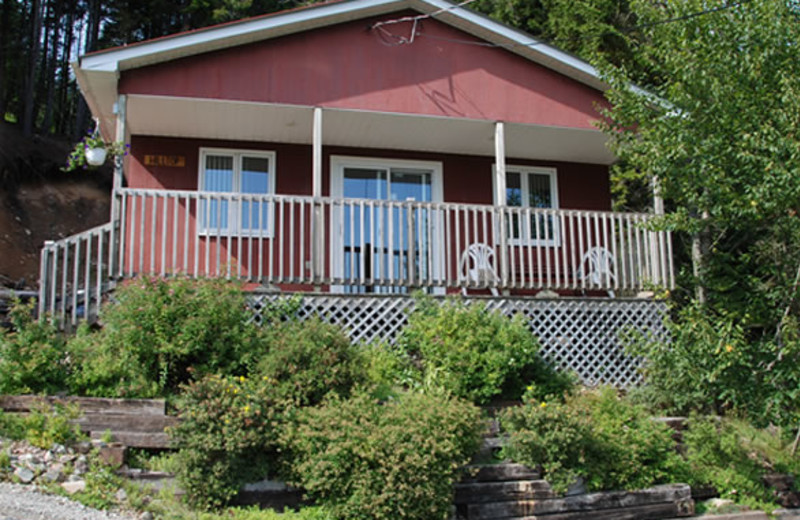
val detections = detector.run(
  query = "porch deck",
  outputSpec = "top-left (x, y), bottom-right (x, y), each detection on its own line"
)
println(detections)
top-left (38, 187), bottom-right (673, 326)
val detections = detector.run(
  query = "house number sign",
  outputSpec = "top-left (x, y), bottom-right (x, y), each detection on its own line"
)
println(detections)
top-left (144, 155), bottom-right (186, 167)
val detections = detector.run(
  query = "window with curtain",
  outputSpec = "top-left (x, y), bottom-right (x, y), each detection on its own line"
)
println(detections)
top-left (504, 166), bottom-right (559, 245)
top-left (198, 149), bottom-right (275, 235)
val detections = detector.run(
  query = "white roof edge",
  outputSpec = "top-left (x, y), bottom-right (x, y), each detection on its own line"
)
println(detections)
top-left (79, 0), bottom-right (406, 72)
top-left (77, 0), bottom-right (605, 90)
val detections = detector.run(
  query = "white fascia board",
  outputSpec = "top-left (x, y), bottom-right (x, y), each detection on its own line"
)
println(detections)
top-left (78, 0), bottom-right (407, 73)
top-left (412, 0), bottom-right (607, 91)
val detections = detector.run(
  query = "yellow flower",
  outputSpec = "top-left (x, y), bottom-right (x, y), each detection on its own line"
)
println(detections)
top-left (540, 402), bottom-right (547, 408)
top-left (243, 405), bottom-right (250, 414)
top-left (239, 376), bottom-right (246, 382)
top-left (725, 344), bottom-right (734, 353)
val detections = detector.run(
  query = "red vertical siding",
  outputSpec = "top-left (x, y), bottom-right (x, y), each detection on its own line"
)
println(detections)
top-left (119, 13), bottom-right (607, 130)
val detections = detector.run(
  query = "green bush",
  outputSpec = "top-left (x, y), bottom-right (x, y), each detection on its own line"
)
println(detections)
top-left (23, 401), bottom-right (84, 449)
top-left (682, 415), bottom-right (782, 512)
top-left (282, 391), bottom-right (483, 520)
top-left (256, 318), bottom-right (364, 406)
top-left (626, 303), bottom-right (800, 427)
top-left (68, 277), bottom-right (261, 398)
top-left (170, 374), bottom-right (285, 510)
top-left (0, 410), bottom-right (26, 440)
top-left (502, 387), bottom-right (688, 494)
top-left (397, 296), bottom-right (569, 404)
top-left (0, 298), bottom-right (69, 394)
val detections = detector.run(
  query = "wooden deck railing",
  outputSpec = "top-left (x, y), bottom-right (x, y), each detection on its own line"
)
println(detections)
top-left (39, 188), bottom-right (673, 325)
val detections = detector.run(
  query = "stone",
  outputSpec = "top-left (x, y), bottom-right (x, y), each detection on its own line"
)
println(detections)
top-left (13, 467), bottom-right (35, 484)
top-left (116, 488), bottom-right (128, 502)
top-left (61, 480), bottom-right (87, 494)
top-left (41, 465), bottom-right (65, 483)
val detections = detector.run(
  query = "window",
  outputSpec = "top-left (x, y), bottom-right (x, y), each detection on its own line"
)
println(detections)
top-left (198, 148), bottom-right (276, 235)
top-left (500, 166), bottom-right (559, 245)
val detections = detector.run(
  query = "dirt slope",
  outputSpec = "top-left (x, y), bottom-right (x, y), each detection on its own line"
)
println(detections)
top-left (0, 121), bottom-right (111, 290)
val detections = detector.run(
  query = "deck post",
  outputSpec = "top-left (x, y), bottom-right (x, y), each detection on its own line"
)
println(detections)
top-left (108, 94), bottom-right (127, 282)
top-left (494, 121), bottom-right (508, 292)
top-left (312, 107), bottom-right (323, 289)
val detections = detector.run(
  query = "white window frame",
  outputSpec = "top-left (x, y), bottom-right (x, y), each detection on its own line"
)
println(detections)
top-left (493, 165), bottom-right (560, 246)
top-left (197, 148), bottom-right (277, 237)
top-left (330, 155), bottom-right (445, 294)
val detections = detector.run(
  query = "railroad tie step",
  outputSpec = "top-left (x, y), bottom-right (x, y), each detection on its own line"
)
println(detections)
top-left (461, 463), bottom-right (541, 483)
top-left (463, 484), bottom-right (694, 520)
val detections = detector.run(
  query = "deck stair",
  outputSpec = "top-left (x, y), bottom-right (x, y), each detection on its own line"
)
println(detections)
top-left (455, 462), bottom-right (694, 520)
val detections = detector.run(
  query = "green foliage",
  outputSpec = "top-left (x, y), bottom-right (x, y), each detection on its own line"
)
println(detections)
top-left (71, 451), bottom-right (128, 510)
top-left (68, 277), bottom-right (261, 398)
top-left (502, 387), bottom-right (688, 494)
top-left (282, 391), bottom-right (483, 520)
top-left (256, 318), bottom-right (364, 406)
top-left (0, 410), bottom-right (26, 440)
top-left (0, 298), bottom-right (69, 395)
top-left (170, 374), bottom-right (285, 510)
top-left (627, 303), bottom-right (800, 427)
top-left (23, 401), bottom-right (84, 449)
top-left (682, 415), bottom-right (777, 512)
top-left (397, 296), bottom-right (568, 404)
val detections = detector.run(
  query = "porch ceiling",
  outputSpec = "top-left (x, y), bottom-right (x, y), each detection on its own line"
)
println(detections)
top-left (126, 94), bottom-right (616, 164)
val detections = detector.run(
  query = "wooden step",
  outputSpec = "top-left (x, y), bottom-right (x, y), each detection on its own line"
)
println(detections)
top-left (462, 463), bottom-right (541, 483)
top-left (0, 395), bottom-right (166, 415)
top-left (76, 413), bottom-right (178, 433)
top-left (466, 484), bottom-right (692, 519)
top-left (498, 499), bottom-right (694, 520)
top-left (90, 430), bottom-right (171, 449)
top-left (455, 480), bottom-right (554, 504)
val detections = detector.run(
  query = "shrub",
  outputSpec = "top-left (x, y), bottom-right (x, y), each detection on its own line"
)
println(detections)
top-left (397, 296), bottom-right (568, 404)
top-left (626, 303), bottom-right (800, 428)
top-left (682, 415), bottom-right (779, 512)
top-left (282, 391), bottom-right (483, 520)
top-left (170, 374), bottom-right (285, 510)
top-left (502, 387), bottom-right (688, 494)
top-left (68, 277), bottom-right (261, 398)
top-left (23, 401), bottom-right (84, 449)
top-left (256, 318), bottom-right (364, 406)
top-left (0, 298), bottom-right (69, 394)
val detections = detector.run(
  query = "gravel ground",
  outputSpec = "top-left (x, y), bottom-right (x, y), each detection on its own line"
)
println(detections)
top-left (0, 483), bottom-right (138, 520)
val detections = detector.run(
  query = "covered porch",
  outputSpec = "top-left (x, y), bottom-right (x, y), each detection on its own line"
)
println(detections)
top-left (38, 95), bottom-right (672, 324)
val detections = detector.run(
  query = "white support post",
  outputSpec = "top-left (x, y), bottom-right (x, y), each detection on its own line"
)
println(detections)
top-left (495, 121), bottom-right (508, 291)
top-left (108, 94), bottom-right (127, 281)
top-left (312, 107), bottom-right (323, 289)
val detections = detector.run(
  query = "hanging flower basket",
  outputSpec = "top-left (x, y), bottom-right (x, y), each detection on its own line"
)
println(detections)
top-left (63, 129), bottom-right (129, 172)
top-left (85, 147), bottom-right (108, 166)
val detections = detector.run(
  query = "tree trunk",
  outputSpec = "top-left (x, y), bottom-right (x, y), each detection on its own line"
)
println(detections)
top-left (22, 0), bottom-right (42, 137)
top-left (0, 0), bottom-right (13, 118)
top-left (41, 0), bottom-right (61, 134)
top-left (691, 210), bottom-right (710, 304)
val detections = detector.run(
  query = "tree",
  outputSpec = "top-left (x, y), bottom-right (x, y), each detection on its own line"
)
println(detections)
top-left (603, 0), bottom-right (800, 425)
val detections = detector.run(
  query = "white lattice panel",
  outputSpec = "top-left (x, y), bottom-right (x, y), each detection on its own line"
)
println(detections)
top-left (246, 295), bottom-right (668, 388)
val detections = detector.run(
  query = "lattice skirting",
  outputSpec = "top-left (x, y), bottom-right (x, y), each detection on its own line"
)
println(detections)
top-left (246, 294), bottom-right (669, 388)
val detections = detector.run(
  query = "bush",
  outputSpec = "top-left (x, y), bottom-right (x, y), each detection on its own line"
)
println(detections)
top-left (397, 296), bottom-right (568, 404)
top-left (170, 374), bottom-right (285, 510)
top-left (68, 277), bottom-right (261, 398)
top-left (502, 387), bottom-right (688, 494)
top-left (626, 303), bottom-right (800, 427)
top-left (23, 401), bottom-right (84, 449)
top-left (682, 415), bottom-right (784, 512)
top-left (282, 391), bottom-right (483, 520)
top-left (0, 298), bottom-right (69, 394)
top-left (256, 318), bottom-right (364, 406)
